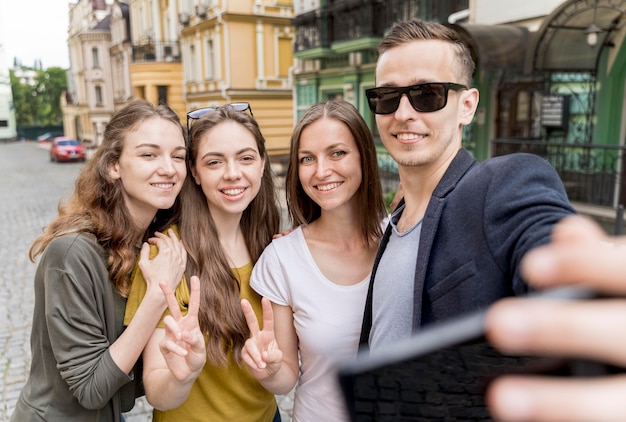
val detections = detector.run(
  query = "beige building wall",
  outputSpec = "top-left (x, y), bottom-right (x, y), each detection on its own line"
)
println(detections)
top-left (182, 0), bottom-right (294, 156)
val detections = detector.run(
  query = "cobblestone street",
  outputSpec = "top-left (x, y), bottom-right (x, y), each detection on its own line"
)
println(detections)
top-left (0, 141), bottom-right (293, 421)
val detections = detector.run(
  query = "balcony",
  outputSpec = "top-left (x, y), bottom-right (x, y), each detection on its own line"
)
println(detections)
top-left (132, 41), bottom-right (181, 63)
top-left (294, 0), bottom-right (470, 58)
top-left (293, 9), bottom-right (331, 57)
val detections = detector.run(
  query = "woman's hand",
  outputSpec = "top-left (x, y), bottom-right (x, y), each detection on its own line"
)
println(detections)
top-left (159, 275), bottom-right (206, 383)
top-left (240, 297), bottom-right (283, 380)
top-left (139, 228), bottom-right (187, 294)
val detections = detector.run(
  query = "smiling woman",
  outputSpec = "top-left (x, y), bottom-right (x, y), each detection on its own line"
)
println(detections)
top-left (123, 105), bottom-right (283, 421)
top-left (11, 100), bottom-right (188, 422)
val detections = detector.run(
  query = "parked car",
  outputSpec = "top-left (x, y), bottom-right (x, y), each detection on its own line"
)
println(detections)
top-left (50, 137), bottom-right (85, 162)
top-left (37, 132), bottom-right (64, 143)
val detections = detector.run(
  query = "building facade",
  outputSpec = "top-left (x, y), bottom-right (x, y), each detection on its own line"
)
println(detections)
top-left (179, 0), bottom-right (295, 155)
top-left (64, 0), bottom-right (116, 146)
top-left (291, 0), bottom-right (626, 228)
top-left (62, 0), bottom-right (295, 154)
top-left (127, 0), bottom-right (185, 122)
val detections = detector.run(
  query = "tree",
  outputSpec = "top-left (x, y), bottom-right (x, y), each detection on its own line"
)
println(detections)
top-left (33, 67), bottom-right (68, 125)
top-left (10, 66), bottom-right (68, 127)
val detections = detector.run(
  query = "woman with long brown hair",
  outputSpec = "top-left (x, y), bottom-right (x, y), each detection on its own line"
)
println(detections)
top-left (125, 103), bottom-right (282, 421)
top-left (241, 100), bottom-right (387, 421)
top-left (11, 100), bottom-right (188, 422)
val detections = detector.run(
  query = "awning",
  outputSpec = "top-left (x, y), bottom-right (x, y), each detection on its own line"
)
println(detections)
top-left (449, 0), bottom-right (625, 75)
top-left (449, 23), bottom-right (531, 72)
top-left (526, 0), bottom-right (625, 73)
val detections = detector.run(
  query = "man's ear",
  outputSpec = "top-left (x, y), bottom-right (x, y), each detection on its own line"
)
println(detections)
top-left (459, 88), bottom-right (479, 126)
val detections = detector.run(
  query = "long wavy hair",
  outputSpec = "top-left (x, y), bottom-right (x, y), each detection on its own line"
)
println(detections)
top-left (180, 106), bottom-right (280, 365)
top-left (286, 100), bottom-right (386, 246)
top-left (29, 100), bottom-right (184, 296)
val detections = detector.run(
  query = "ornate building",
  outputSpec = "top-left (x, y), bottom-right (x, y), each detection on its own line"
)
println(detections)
top-left (62, 0), bottom-right (295, 155)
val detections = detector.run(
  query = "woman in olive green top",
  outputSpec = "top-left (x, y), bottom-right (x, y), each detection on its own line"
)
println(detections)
top-left (11, 100), bottom-right (188, 422)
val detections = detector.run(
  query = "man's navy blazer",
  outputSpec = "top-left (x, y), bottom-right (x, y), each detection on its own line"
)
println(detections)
top-left (361, 148), bottom-right (576, 344)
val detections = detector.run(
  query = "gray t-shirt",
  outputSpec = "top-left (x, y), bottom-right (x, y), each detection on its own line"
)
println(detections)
top-left (369, 204), bottom-right (422, 350)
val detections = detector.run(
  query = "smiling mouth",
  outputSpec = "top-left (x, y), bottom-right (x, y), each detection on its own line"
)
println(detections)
top-left (152, 183), bottom-right (175, 189)
top-left (316, 182), bottom-right (342, 191)
top-left (222, 187), bottom-right (246, 196)
top-left (396, 133), bottom-right (425, 141)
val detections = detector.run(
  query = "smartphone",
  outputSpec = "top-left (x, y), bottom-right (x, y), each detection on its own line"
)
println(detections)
top-left (337, 287), bottom-right (611, 422)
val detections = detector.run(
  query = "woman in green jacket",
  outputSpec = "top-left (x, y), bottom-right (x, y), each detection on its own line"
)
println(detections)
top-left (11, 100), bottom-right (188, 422)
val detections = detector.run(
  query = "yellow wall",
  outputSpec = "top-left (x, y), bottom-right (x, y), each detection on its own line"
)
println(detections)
top-left (249, 98), bottom-right (293, 156)
top-left (129, 62), bottom-right (186, 121)
top-left (227, 21), bottom-right (257, 89)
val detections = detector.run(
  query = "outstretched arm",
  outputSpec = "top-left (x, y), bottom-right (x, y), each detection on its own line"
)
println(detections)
top-left (486, 216), bottom-right (626, 421)
top-left (143, 275), bottom-right (206, 410)
top-left (240, 297), bottom-right (300, 395)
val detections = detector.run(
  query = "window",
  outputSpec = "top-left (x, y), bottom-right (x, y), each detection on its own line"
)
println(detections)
top-left (205, 39), bottom-right (214, 79)
top-left (326, 92), bottom-right (343, 101)
top-left (157, 86), bottom-right (168, 105)
top-left (92, 47), bottom-right (100, 68)
top-left (95, 86), bottom-right (103, 106)
top-left (190, 45), bottom-right (197, 82)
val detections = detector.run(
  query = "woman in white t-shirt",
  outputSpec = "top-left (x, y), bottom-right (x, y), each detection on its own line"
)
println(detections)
top-left (240, 100), bottom-right (387, 421)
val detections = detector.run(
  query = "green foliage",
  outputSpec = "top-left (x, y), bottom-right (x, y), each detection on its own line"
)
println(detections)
top-left (384, 189), bottom-right (397, 213)
top-left (10, 66), bottom-right (68, 127)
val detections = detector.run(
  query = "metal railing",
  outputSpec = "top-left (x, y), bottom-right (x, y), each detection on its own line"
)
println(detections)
top-left (376, 140), bottom-right (626, 225)
top-left (293, 0), bottom-right (470, 52)
top-left (131, 41), bottom-right (181, 63)
top-left (493, 139), bottom-right (626, 209)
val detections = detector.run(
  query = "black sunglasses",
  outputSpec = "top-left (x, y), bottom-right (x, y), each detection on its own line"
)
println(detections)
top-left (186, 102), bottom-right (253, 137)
top-left (365, 82), bottom-right (468, 115)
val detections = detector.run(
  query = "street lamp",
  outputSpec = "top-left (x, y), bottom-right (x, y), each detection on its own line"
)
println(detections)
top-left (585, 0), bottom-right (603, 47)
top-left (585, 23), bottom-right (603, 47)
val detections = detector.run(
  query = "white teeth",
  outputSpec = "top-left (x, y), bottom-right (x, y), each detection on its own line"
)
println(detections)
top-left (153, 183), bottom-right (174, 189)
top-left (317, 182), bottom-right (341, 191)
top-left (222, 188), bottom-right (245, 196)
top-left (397, 133), bottom-right (421, 140)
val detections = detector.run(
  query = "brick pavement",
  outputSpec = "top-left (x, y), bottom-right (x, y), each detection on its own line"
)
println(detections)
top-left (0, 141), bottom-right (294, 421)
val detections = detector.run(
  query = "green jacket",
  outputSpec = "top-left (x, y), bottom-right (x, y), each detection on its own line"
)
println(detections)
top-left (11, 233), bottom-right (136, 422)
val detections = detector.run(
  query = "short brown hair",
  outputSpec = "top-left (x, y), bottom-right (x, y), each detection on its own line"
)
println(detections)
top-left (379, 19), bottom-right (475, 86)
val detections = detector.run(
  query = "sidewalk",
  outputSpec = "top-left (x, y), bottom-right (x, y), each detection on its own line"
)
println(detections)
top-left (124, 391), bottom-right (294, 421)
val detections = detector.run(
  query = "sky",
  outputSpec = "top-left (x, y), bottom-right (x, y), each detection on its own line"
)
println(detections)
top-left (0, 0), bottom-right (71, 69)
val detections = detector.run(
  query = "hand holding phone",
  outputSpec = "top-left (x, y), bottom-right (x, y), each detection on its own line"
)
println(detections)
top-left (338, 287), bottom-right (613, 422)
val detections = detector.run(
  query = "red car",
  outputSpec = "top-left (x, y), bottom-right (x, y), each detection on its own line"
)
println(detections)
top-left (50, 137), bottom-right (86, 162)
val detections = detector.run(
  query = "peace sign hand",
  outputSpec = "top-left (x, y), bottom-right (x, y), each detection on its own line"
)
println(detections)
top-left (159, 275), bottom-right (206, 383)
top-left (240, 297), bottom-right (283, 380)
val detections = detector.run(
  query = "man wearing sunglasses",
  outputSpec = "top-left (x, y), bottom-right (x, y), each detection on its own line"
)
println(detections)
top-left (360, 20), bottom-right (575, 351)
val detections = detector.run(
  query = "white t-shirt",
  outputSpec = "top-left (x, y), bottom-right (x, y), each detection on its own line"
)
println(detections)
top-left (251, 226), bottom-right (370, 422)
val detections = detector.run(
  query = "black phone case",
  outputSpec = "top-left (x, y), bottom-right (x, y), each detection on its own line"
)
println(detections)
top-left (337, 287), bottom-right (610, 421)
